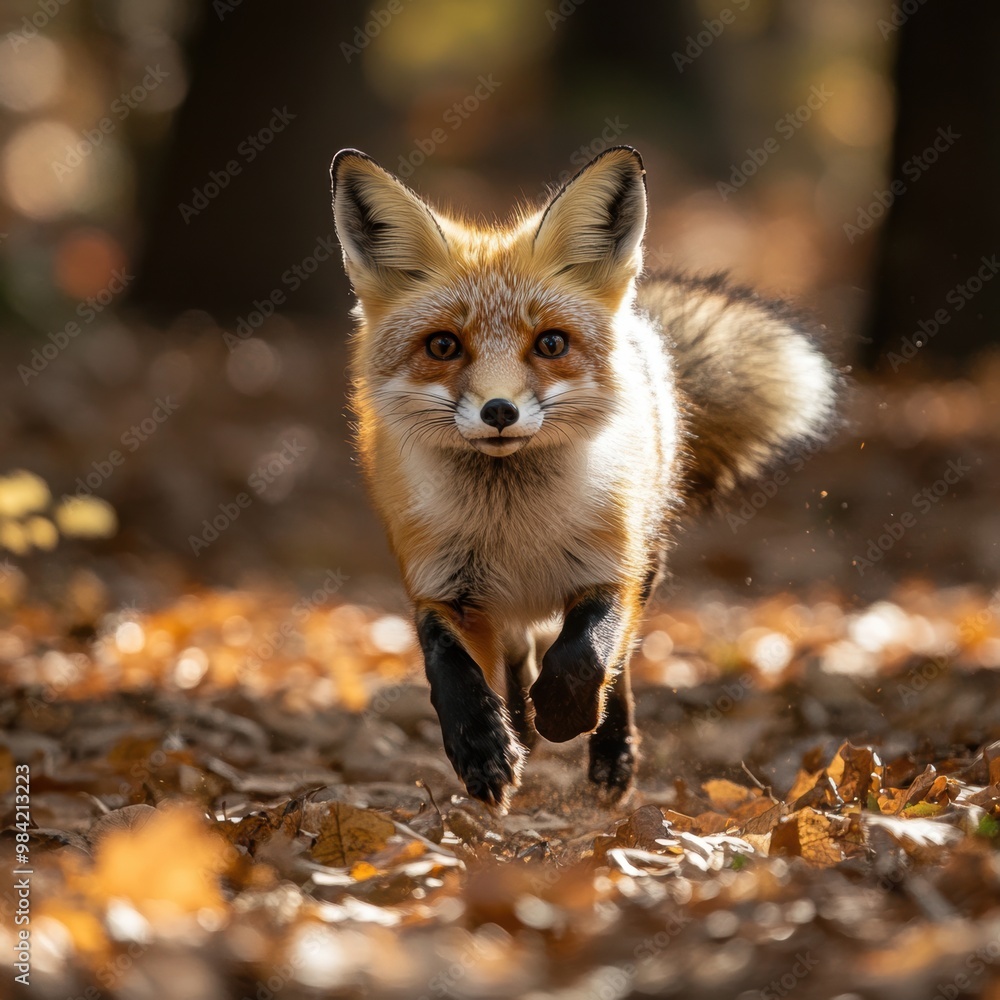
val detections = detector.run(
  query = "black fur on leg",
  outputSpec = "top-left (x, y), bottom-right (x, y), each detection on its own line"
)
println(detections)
top-left (588, 661), bottom-right (637, 800)
top-left (417, 610), bottom-right (524, 810)
top-left (530, 587), bottom-right (620, 743)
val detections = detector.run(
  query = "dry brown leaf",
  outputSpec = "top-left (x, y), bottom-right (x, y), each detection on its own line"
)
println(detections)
top-left (792, 774), bottom-right (841, 812)
top-left (311, 802), bottom-right (395, 867)
top-left (87, 803), bottom-right (157, 850)
top-left (828, 741), bottom-right (882, 804)
top-left (615, 805), bottom-right (668, 850)
top-left (661, 809), bottom-right (700, 833)
top-left (692, 811), bottom-right (733, 835)
top-left (785, 768), bottom-right (823, 804)
top-left (738, 801), bottom-right (786, 836)
top-left (702, 778), bottom-right (759, 812)
top-left (966, 784), bottom-right (1000, 810)
top-left (769, 808), bottom-right (862, 868)
top-left (224, 797), bottom-right (304, 854)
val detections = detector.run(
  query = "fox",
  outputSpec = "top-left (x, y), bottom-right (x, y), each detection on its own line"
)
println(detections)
top-left (330, 145), bottom-right (837, 810)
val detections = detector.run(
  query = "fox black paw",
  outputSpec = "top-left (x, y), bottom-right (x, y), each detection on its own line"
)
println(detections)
top-left (530, 651), bottom-right (605, 743)
top-left (588, 734), bottom-right (636, 800)
top-left (443, 698), bottom-right (524, 810)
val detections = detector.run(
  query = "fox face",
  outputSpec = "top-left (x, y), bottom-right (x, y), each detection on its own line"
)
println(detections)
top-left (331, 146), bottom-right (648, 459)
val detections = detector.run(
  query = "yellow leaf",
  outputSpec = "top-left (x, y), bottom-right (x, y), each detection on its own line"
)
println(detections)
top-left (350, 861), bottom-right (379, 881)
top-left (0, 519), bottom-right (29, 555)
top-left (79, 805), bottom-right (232, 918)
top-left (54, 496), bottom-right (118, 538)
top-left (0, 470), bottom-right (50, 517)
top-left (311, 802), bottom-right (395, 867)
top-left (25, 515), bottom-right (57, 550)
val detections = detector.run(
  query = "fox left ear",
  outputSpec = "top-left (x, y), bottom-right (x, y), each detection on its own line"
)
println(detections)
top-left (533, 146), bottom-right (646, 297)
top-left (331, 148), bottom-right (451, 304)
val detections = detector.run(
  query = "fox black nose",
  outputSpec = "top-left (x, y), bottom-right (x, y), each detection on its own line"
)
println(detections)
top-left (480, 398), bottom-right (519, 430)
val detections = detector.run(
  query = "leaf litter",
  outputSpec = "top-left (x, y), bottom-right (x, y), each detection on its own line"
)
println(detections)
top-left (2, 578), bottom-right (1000, 998)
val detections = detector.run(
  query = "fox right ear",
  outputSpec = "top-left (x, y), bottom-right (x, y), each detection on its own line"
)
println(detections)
top-left (533, 145), bottom-right (646, 300)
top-left (331, 149), bottom-right (450, 301)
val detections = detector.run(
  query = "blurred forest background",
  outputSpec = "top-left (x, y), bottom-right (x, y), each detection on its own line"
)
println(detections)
top-left (4, 4), bottom-right (1000, 998)
top-left (0, 0), bottom-right (997, 611)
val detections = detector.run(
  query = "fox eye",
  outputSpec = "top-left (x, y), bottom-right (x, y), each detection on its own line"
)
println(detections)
top-left (426, 332), bottom-right (461, 360)
top-left (534, 330), bottom-right (569, 358)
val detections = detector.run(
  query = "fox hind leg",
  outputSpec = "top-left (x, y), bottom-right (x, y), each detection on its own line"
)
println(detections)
top-left (588, 659), bottom-right (638, 799)
top-left (504, 630), bottom-right (538, 751)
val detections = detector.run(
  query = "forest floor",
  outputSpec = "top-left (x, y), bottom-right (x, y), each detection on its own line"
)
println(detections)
top-left (2, 348), bottom-right (1000, 999)
top-left (4, 571), bottom-right (1000, 998)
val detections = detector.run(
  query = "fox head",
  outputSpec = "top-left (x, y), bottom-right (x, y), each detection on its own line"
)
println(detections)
top-left (331, 146), bottom-right (646, 458)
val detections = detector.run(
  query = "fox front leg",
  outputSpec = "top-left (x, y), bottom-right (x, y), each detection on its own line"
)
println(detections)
top-left (529, 585), bottom-right (640, 744)
top-left (416, 606), bottom-right (525, 810)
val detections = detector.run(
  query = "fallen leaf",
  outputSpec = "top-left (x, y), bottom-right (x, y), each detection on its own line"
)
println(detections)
top-left (769, 808), bottom-right (862, 867)
top-left (312, 802), bottom-right (395, 867)
top-left (702, 778), bottom-right (759, 812)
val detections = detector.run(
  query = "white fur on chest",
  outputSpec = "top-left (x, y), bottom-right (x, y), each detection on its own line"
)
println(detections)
top-left (399, 438), bottom-right (629, 622)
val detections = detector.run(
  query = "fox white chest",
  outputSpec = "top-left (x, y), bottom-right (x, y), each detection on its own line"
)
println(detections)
top-left (393, 440), bottom-right (637, 625)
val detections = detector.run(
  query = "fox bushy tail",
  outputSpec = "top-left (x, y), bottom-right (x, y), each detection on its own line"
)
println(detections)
top-left (638, 271), bottom-right (839, 504)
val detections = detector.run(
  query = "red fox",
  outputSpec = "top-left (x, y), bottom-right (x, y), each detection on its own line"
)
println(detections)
top-left (331, 145), bottom-right (837, 809)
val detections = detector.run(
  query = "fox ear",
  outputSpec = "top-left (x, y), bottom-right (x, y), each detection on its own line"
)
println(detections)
top-left (331, 149), bottom-right (450, 301)
top-left (533, 146), bottom-right (646, 297)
